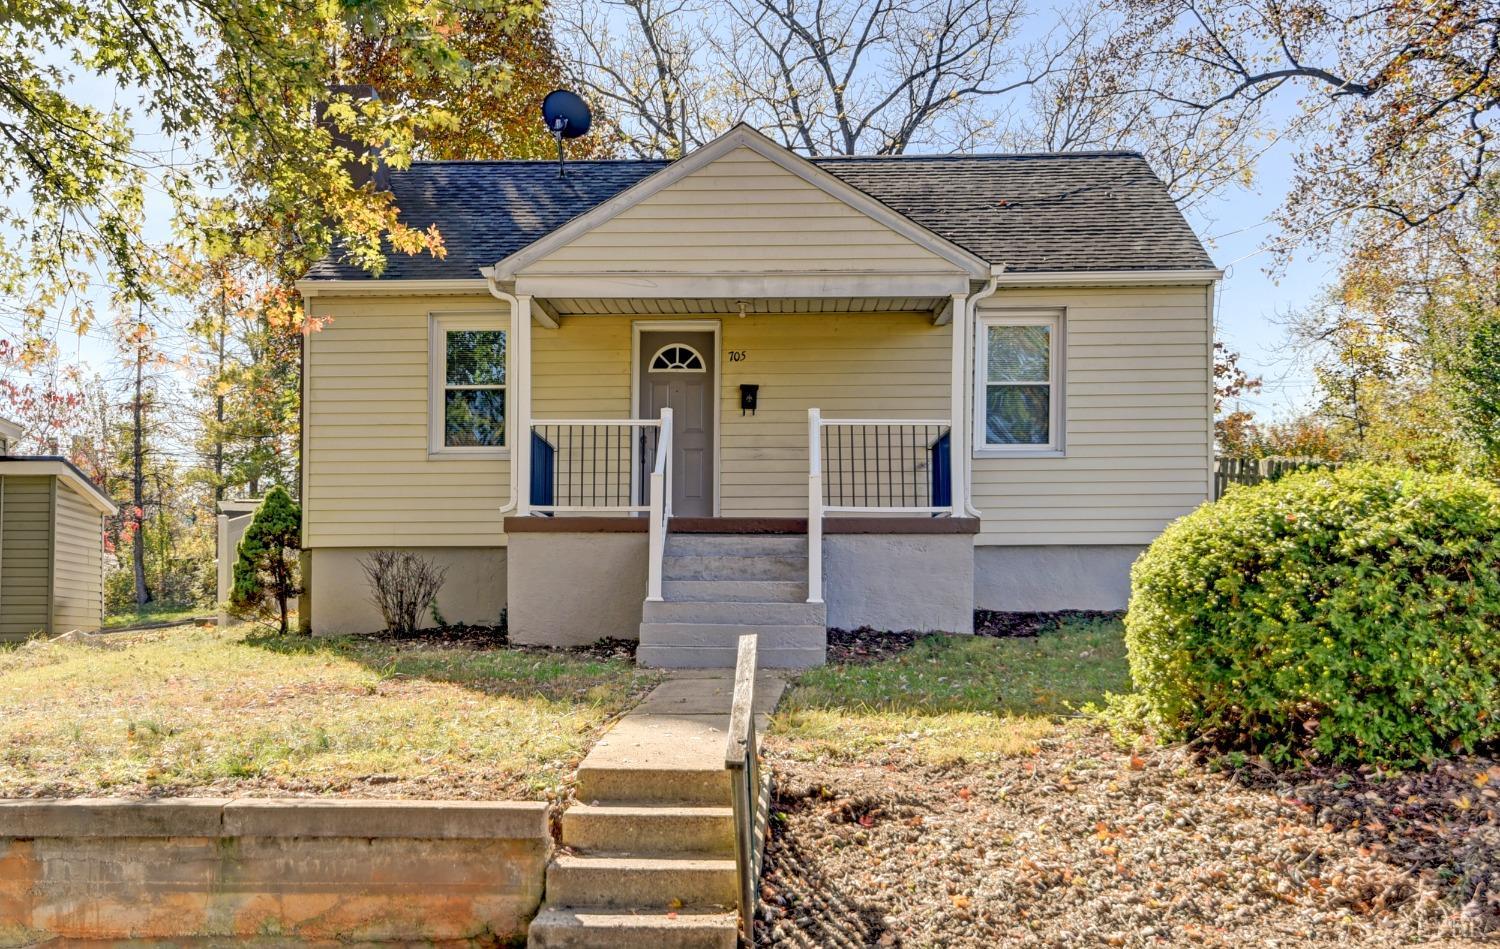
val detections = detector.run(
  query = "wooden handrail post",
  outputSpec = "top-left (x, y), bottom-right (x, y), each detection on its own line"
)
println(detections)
top-left (725, 634), bottom-right (760, 944)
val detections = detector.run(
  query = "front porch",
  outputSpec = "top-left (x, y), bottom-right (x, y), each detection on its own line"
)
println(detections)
top-left (465, 126), bottom-right (996, 667)
top-left (490, 286), bottom-right (983, 667)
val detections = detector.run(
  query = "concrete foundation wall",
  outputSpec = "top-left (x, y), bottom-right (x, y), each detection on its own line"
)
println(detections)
top-left (309, 546), bottom-right (506, 636)
top-left (825, 533), bottom-right (975, 633)
top-left (507, 532), bottom-right (647, 646)
top-left (974, 544), bottom-right (1145, 611)
top-left (0, 798), bottom-right (549, 943)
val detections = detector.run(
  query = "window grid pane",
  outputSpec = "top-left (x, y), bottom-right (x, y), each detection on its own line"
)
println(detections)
top-left (443, 328), bottom-right (506, 448)
top-left (986, 325), bottom-right (1050, 382)
top-left (445, 389), bottom-right (506, 447)
top-left (986, 385), bottom-right (1050, 445)
top-left (446, 330), bottom-right (507, 385)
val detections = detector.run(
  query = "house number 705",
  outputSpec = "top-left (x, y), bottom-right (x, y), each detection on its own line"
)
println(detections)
top-left (728, 351), bottom-right (747, 361)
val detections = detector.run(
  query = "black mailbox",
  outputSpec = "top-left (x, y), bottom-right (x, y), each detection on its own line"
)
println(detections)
top-left (739, 384), bottom-right (760, 415)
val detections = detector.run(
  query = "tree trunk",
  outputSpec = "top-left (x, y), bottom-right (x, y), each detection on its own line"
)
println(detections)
top-left (132, 336), bottom-right (151, 607)
top-left (214, 287), bottom-right (226, 503)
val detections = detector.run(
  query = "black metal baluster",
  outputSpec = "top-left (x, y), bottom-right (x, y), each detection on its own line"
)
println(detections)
top-left (918, 425), bottom-right (930, 506)
top-left (876, 422), bottom-right (888, 506)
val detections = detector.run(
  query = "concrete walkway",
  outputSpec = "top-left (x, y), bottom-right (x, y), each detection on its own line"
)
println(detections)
top-left (528, 670), bottom-right (787, 948)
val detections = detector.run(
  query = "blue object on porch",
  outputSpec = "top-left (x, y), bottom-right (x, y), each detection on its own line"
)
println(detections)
top-left (531, 432), bottom-right (556, 508)
top-left (929, 431), bottom-right (951, 509)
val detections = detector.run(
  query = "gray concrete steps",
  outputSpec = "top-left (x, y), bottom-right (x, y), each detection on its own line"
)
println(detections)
top-left (576, 761), bottom-right (730, 806)
top-left (545, 853), bottom-right (738, 909)
top-left (663, 553), bottom-right (804, 581)
top-left (527, 906), bottom-right (737, 948)
top-left (561, 803), bottom-right (733, 854)
top-left (665, 533), bottom-right (805, 557)
top-left (642, 599), bottom-right (825, 625)
top-left (639, 623), bottom-right (826, 650)
top-left (529, 673), bottom-right (786, 949)
top-left (644, 530), bottom-right (824, 669)
top-left (639, 643), bottom-right (823, 669)
top-left (660, 579), bottom-right (805, 602)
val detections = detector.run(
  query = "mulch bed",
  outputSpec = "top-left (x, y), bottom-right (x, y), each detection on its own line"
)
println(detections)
top-left (826, 611), bottom-right (1127, 665)
top-left (345, 624), bottom-right (638, 661)
top-left (757, 733), bottom-right (1499, 947)
top-left (974, 609), bottom-right (1125, 638)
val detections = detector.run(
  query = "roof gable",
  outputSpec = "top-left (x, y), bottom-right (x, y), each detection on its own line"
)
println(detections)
top-left (490, 126), bottom-right (989, 280)
top-left (301, 140), bottom-right (1217, 283)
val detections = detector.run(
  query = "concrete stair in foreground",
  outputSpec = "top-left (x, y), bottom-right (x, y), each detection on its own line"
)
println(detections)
top-left (526, 673), bottom-right (786, 949)
top-left (638, 534), bottom-right (826, 669)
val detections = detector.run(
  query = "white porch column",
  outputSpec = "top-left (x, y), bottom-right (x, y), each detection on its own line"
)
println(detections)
top-left (948, 291), bottom-right (970, 514)
top-left (514, 293), bottom-right (534, 516)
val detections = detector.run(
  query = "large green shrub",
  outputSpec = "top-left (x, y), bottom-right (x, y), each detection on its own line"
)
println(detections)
top-left (1126, 464), bottom-right (1500, 766)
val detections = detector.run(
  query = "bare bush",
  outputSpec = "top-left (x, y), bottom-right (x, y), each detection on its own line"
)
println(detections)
top-left (359, 551), bottom-right (448, 634)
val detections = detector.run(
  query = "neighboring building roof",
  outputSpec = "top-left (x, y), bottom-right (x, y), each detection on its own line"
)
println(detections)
top-left (0, 456), bottom-right (118, 515)
top-left (303, 147), bottom-right (1215, 281)
top-left (0, 416), bottom-right (21, 446)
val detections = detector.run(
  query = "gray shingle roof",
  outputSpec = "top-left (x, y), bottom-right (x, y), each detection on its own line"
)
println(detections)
top-left (303, 151), bottom-right (1213, 280)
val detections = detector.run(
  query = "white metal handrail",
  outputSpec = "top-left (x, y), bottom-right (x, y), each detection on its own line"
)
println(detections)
top-left (529, 417), bottom-right (662, 514)
top-left (645, 407), bottom-right (673, 601)
top-left (806, 409), bottom-right (954, 603)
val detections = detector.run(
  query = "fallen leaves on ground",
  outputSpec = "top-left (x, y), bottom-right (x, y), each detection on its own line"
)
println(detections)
top-left (757, 731), bottom-right (1497, 947)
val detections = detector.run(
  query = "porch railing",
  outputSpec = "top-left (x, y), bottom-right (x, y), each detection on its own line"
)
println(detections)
top-left (645, 408), bottom-right (673, 602)
top-left (529, 418), bottom-right (662, 513)
top-left (806, 409), bottom-right (953, 603)
top-left (725, 633), bottom-right (768, 944)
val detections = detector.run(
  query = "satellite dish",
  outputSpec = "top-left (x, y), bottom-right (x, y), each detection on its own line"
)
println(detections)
top-left (541, 90), bottom-right (592, 178)
top-left (542, 90), bottom-right (593, 139)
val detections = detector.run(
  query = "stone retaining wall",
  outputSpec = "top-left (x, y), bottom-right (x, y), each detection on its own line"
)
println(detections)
top-left (0, 797), bottom-right (550, 944)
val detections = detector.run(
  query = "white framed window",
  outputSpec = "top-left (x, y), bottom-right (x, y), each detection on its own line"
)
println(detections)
top-left (430, 313), bottom-right (508, 457)
top-left (974, 311), bottom-right (1062, 455)
top-left (649, 343), bottom-right (706, 372)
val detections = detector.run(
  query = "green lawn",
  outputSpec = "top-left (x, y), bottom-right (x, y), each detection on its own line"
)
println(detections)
top-left (771, 616), bottom-right (1130, 763)
top-left (102, 603), bottom-right (213, 629)
top-left (0, 627), bottom-right (658, 798)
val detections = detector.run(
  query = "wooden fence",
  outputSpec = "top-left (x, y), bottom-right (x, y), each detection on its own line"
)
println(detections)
top-left (1214, 457), bottom-right (1340, 499)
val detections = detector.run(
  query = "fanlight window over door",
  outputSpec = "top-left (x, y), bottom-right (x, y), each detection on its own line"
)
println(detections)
top-left (649, 344), bottom-right (707, 372)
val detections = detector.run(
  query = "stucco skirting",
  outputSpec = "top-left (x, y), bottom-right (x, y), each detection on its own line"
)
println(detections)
top-left (973, 544), bottom-right (1145, 611)
top-left (0, 798), bottom-right (550, 942)
top-left (506, 531), bottom-right (648, 646)
top-left (309, 546), bottom-right (506, 636)
top-left (825, 533), bottom-right (974, 633)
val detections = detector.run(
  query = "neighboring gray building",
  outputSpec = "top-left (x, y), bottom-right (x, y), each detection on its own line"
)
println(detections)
top-left (0, 418), bottom-right (117, 639)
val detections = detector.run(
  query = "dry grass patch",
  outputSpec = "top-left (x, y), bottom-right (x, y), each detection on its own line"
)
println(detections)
top-left (0, 626), bottom-right (658, 799)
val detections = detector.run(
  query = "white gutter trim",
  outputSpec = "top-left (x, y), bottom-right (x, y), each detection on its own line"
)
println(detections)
top-left (482, 269), bottom-right (522, 516)
top-left (961, 273), bottom-right (1001, 518)
top-left (295, 278), bottom-right (490, 297)
top-left (988, 267), bottom-right (1223, 287)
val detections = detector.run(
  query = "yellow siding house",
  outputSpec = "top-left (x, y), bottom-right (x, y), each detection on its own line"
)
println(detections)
top-left (298, 125), bottom-right (1221, 667)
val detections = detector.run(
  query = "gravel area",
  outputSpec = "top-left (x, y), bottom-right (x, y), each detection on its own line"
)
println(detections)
top-left (758, 731), bottom-right (1498, 947)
